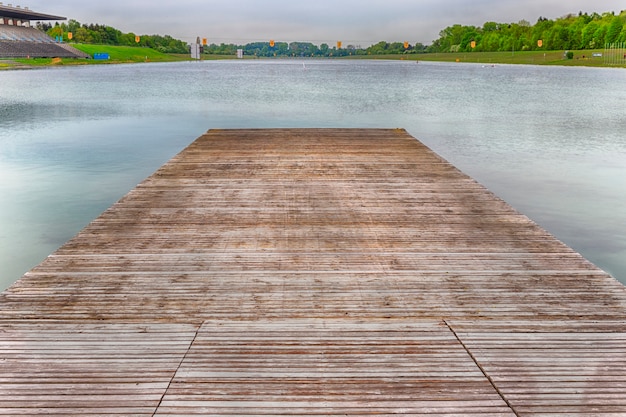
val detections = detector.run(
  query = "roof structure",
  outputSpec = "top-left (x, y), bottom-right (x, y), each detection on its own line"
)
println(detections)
top-left (0, 4), bottom-right (65, 21)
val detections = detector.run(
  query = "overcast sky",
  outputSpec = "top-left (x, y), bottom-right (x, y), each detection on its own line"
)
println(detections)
top-left (25, 0), bottom-right (624, 45)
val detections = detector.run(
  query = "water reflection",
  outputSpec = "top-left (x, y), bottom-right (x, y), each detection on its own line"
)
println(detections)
top-left (1, 61), bottom-right (625, 289)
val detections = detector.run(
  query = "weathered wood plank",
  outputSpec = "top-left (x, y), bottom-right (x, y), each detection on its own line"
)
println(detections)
top-left (1, 128), bottom-right (626, 415)
top-left (0, 322), bottom-right (197, 416)
top-left (157, 320), bottom-right (513, 416)
top-left (449, 320), bottom-right (626, 415)
top-left (4, 130), bottom-right (624, 322)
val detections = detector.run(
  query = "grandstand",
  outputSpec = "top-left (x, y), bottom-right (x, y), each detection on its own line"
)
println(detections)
top-left (0, 3), bottom-right (88, 58)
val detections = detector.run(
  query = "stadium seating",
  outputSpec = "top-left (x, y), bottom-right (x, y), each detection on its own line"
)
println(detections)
top-left (0, 25), bottom-right (88, 58)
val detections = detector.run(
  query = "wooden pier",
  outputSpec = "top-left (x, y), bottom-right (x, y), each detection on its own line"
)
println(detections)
top-left (1, 128), bottom-right (626, 415)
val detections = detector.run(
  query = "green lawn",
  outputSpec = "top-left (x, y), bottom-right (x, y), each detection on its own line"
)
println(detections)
top-left (72, 44), bottom-right (189, 63)
top-left (359, 50), bottom-right (621, 67)
top-left (6, 44), bottom-right (189, 67)
top-left (4, 45), bottom-right (624, 69)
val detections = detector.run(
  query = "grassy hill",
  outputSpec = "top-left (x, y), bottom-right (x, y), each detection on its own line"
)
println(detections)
top-left (3, 44), bottom-right (188, 68)
top-left (72, 44), bottom-right (188, 63)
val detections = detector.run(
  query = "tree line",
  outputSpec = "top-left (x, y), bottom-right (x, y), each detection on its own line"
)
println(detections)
top-left (205, 41), bottom-right (428, 57)
top-left (37, 9), bottom-right (624, 57)
top-left (430, 10), bottom-right (626, 53)
top-left (37, 20), bottom-right (189, 54)
top-left (37, 19), bottom-right (430, 57)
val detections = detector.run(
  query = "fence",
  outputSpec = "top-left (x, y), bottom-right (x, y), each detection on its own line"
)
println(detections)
top-left (604, 42), bottom-right (626, 66)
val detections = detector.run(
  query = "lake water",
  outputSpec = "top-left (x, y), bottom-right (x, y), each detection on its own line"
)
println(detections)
top-left (1, 60), bottom-right (625, 290)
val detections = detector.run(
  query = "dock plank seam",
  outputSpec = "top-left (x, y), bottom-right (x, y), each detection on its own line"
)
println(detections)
top-left (445, 319), bottom-right (521, 417)
top-left (153, 324), bottom-right (202, 417)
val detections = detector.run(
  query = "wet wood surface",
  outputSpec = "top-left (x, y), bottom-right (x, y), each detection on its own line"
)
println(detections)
top-left (1, 128), bottom-right (625, 415)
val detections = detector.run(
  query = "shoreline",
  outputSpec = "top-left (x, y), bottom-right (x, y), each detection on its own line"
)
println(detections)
top-left (2, 49), bottom-right (625, 70)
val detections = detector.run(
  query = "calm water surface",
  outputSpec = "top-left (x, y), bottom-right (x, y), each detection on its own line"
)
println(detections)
top-left (1, 60), bottom-right (625, 289)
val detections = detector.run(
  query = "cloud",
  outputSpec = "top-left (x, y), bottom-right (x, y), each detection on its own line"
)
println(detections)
top-left (24, 0), bottom-right (623, 45)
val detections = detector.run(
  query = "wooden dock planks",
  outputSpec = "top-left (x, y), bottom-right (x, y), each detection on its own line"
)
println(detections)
top-left (157, 320), bottom-right (515, 416)
top-left (0, 322), bottom-right (198, 415)
top-left (1, 128), bottom-right (625, 415)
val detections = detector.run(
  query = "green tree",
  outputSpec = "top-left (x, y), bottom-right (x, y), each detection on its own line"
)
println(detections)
top-left (483, 21), bottom-right (498, 32)
top-left (460, 29), bottom-right (479, 51)
top-left (436, 24), bottom-right (467, 51)
top-left (606, 16), bottom-right (624, 44)
top-left (388, 41), bottom-right (406, 53)
top-left (47, 24), bottom-right (63, 40)
top-left (594, 25), bottom-right (608, 46)
top-left (481, 31), bottom-right (500, 51)
top-left (428, 8), bottom-right (624, 53)
top-left (36, 22), bottom-right (52, 32)
top-left (567, 16), bottom-right (586, 49)
top-left (582, 21), bottom-right (600, 48)
top-left (367, 41), bottom-right (389, 54)
top-left (620, 25), bottom-right (626, 43)
top-left (119, 32), bottom-right (137, 46)
top-left (532, 17), bottom-right (554, 50)
top-left (67, 19), bottom-right (80, 36)
top-left (73, 27), bottom-right (93, 44)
